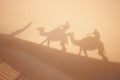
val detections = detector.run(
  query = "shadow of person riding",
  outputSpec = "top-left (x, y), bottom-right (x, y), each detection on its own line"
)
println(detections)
top-left (68, 29), bottom-right (108, 61)
top-left (37, 22), bottom-right (70, 51)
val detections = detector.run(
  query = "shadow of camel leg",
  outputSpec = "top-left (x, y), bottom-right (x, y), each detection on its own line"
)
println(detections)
top-left (47, 40), bottom-right (50, 48)
top-left (79, 48), bottom-right (82, 55)
top-left (40, 39), bottom-right (48, 45)
top-left (60, 42), bottom-right (66, 51)
top-left (98, 50), bottom-right (108, 61)
top-left (84, 49), bottom-right (88, 57)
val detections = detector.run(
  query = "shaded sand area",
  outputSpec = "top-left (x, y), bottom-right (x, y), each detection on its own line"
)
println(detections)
top-left (0, 34), bottom-right (120, 80)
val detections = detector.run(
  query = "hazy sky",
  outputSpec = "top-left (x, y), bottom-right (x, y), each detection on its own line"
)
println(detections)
top-left (0, 0), bottom-right (120, 62)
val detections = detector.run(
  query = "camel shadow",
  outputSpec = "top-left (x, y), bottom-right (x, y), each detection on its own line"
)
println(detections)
top-left (68, 32), bottom-right (108, 61)
top-left (37, 22), bottom-right (69, 51)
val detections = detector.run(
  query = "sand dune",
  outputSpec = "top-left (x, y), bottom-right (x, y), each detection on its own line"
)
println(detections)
top-left (0, 34), bottom-right (120, 80)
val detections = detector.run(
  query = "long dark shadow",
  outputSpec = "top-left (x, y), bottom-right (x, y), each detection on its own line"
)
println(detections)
top-left (10, 22), bottom-right (32, 36)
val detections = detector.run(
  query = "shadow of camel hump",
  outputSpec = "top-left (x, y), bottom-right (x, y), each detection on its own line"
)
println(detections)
top-left (37, 22), bottom-right (70, 51)
top-left (68, 32), bottom-right (108, 61)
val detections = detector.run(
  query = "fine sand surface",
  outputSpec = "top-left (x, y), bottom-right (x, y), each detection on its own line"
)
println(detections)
top-left (0, 34), bottom-right (120, 80)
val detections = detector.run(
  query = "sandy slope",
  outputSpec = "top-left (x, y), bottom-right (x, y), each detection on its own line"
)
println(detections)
top-left (0, 34), bottom-right (120, 80)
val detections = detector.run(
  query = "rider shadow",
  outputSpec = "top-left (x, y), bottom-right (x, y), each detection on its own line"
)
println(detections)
top-left (37, 22), bottom-right (70, 52)
top-left (10, 22), bottom-right (32, 36)
top-left (68, 30), bottom-right (108, 61)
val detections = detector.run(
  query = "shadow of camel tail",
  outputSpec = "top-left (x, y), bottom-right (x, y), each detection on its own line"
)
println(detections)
top-left (10, 22), bottom-right (32, 36)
